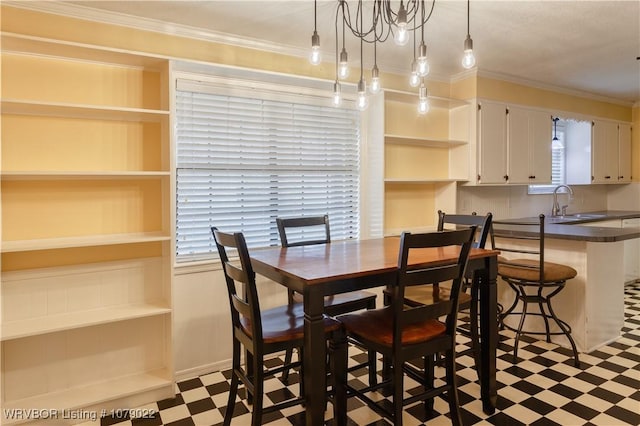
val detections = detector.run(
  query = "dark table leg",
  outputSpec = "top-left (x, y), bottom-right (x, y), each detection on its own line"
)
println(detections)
top-left (479, 255), bottom-right (498, 414)
top-left (304, 286), bottom-right (327, 426)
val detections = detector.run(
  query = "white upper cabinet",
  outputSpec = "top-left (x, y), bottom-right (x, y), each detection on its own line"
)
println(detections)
top-left (477, 101), bottom-right (552, 185)
top-left (592, 119), bottom-right (623, 184)
top-left (477, 101), bottom-right (508, 184)
top-left (618, 123), bottom-right (632, 183)
top-left (507, 106), bottom-right (552, 184)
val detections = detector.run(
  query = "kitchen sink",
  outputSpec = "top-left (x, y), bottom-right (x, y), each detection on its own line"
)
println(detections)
top-left (546, 213), bottom-right (608, 223)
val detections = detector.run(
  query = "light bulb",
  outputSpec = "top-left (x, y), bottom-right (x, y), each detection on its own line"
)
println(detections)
top-left (394, 3), bottom-right (409, 46)
top-left (417, 42), bottom-right (429, 76)
top-left (357, 79), bottom-right (368, 111)
top-left (338, 47), bottom-right (349, 79)
top-left (394, 27), bottom-right (409, 46)
top-left (409, 60), bottom-right (420, 87)
top-left (309, 31), bottom-right (321, 65)
top-left (332, 81), bottom-right (342, 107)
top-left (462, 35), bottom-right (476, 69)
top-left (370, 65), bottom-right (381, 94)
top-left (418, 83), bottom-right (429, 115)
top-left (418, 97), bottom-right (430, 115)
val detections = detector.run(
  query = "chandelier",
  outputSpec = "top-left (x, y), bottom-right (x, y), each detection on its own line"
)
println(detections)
top-left (309, 0), bottom-right (476, 114)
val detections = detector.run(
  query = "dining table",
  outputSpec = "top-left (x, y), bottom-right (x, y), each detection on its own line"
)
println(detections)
top-left (250, 236), bottom-right (499, 426)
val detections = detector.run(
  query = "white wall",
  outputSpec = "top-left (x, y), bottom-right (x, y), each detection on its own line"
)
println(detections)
top-left (456, 184), bottom-right (609, 220)
top-left (173, 265), bottom-right (289, 381)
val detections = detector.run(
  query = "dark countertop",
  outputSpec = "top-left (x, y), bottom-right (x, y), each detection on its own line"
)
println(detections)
top-left (493, 210), bottom-right (640, 243)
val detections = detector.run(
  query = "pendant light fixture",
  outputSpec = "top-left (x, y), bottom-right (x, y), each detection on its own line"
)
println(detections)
top-left (308, 1), bottom-right (477, 112)
top-left (462, 0), bottom-right (476, 69)
top-left (309, 0), bottom-right (322, 65)
top-left (370, 40), bottom-right (381, 94)
top-left (552, 117), bottom-right (563, 149)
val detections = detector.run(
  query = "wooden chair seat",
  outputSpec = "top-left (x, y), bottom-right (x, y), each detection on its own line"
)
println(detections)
top-left (498, 259), bottom-right (577, 283)
top-left (339, 307), bottom-right (446, 347)
top-left (239, 303), bottom-right (341, 344)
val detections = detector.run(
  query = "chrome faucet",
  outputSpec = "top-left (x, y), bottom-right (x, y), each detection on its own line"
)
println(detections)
top-left (551, 184), bottom-right (574, 217)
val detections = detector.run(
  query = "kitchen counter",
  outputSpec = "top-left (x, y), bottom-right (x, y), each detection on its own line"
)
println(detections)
top-left (492, 210), bottom-right (640, 353)
top-left (493, 210), bottom-right (640, 242)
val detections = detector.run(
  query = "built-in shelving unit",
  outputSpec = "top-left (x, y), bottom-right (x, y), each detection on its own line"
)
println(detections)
top-left (381, 90), bottom-right (470, 236)
top-left (1, 32), bottom-right (174, 423)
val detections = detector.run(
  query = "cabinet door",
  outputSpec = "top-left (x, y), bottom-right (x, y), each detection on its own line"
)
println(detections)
top-left (592, 120), bottom-right (618, 183)
top-left (506, 106), bottom-right (530, 184)
top-left (478, 101), bottom-right (507, 184)
top-left (528, 109), bottom-right (552, 184)
top-left (618, 123), bottom-right (632, 182)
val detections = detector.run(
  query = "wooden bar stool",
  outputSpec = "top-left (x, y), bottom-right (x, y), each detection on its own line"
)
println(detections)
top-left (492, 215), bottom-right (580, 367)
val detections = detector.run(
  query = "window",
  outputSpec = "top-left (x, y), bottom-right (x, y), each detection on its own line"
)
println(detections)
top-left (528, 119), bottom-right (566, 194)
top-left (175, 78), bottom-right (361, 262)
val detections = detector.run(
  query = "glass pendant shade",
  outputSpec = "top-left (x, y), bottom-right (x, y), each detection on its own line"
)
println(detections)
top-left (462, 35), bottom-right (476, 69)
top-left (418, 83), bottom-right (429, 115)
top-left (356, 79), bottom-right (368, 111)
top-left (417, 42), bottom-right (430, 76)
top-left (309, 31), bottom-right (321, 65)
top-left (332, 81), bottom-right (342, 107)
top-left (370, 65), bottom-right (381, 94)
top-left (338, 48), bottom-right (349, 79)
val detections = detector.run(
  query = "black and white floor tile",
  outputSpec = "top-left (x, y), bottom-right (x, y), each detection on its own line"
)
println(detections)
top-left (99, 283), bottom-right (640, 425)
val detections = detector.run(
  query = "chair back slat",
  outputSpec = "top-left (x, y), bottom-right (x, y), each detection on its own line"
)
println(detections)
top-left (391, 228), bottom-right (476, 347)
top-left (276, 215), bottom-right (330, 248)
top-left (438, 210), bottom-right (493, 249)
top-left (492, 214), bottom-right (545, 284)
top-left (212, 227), bottom-right (263, 342)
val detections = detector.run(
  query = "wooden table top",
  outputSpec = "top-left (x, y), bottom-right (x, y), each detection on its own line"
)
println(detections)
top-left (250, 237), bottom-right (499, 286)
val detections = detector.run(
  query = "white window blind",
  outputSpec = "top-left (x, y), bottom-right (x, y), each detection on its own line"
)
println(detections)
top-left (528, 122), bottom-right (566, 194)
top-left (175, 79), bottom-right (361, 261)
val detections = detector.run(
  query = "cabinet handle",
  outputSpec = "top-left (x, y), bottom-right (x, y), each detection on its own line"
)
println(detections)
top-left (529, 175), bottom-right (535, 179)
top-left (503, 175), bottom-right (509, 181)
top-left (619, 176), bottom-right (624, 179)
top-left (605, 176), bottom-right (611, 179)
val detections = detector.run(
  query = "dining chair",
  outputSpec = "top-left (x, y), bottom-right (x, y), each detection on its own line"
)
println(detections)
top-left (211, 227), bottom-right (347, 426)
top-left (400, 211), bottom-right (493, 375)
top-left (492, 214), bottom-right (580, 367)
top-left (276, 215), bottom-right (378, 385)
top-left (337, 227), bottom-right (476, 426)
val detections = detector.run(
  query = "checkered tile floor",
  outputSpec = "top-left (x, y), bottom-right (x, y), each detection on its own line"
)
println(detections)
top-left (100, 283), bottom-right (640, 425)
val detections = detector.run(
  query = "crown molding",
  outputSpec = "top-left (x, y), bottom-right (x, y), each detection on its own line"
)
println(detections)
top-left (4, 1), bottom-right (309, 58)
top-left (476, 69), bottom-right (634, 107)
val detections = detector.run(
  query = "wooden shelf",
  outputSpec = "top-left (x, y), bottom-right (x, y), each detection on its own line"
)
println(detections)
top-left (1, 32), bottom-right (167, 69)
top-left (1, 171), bottom-right (170, 180)
top-left (1, 232), bottom-right (171, 253)
top-left (385, 178), bottom-right (464, 184)
top-left (1, 99), bottom-right (169, 122)
top-left (1, 369), bottom-right (172, 425)
top-left (385, 134), bottom-right (467, 147)
top-left (384, 89), bottom-right (469, 109)
top-left (1, 304), bottom-right (171, 341)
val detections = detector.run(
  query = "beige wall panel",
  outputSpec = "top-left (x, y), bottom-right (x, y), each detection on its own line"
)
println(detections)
top-left (385, 145), bottom-right (448, 179)
top-left (450, 76), bottom-right (477, 100)
top-left (2, 115), bottom-right (162, 172)
top-left (385, 101), bottom-right (449, 139)
top-left (1, 180), bottom-right (163, 240)
top-left (384, 183), bottom-right (436, 231)
top-left (2, 53), bottom-right (162, 109)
